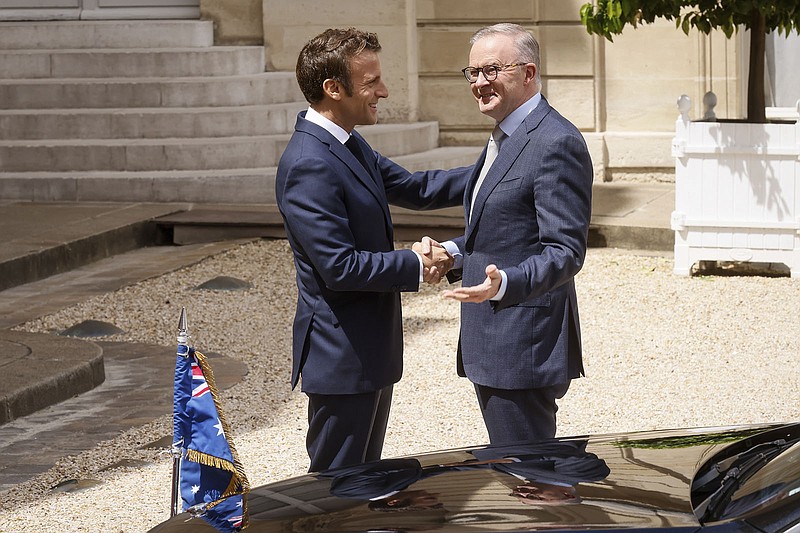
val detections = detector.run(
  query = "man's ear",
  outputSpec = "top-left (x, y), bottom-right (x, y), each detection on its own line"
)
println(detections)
top-left (524, 64), bottom-right (537, 84)
top-left (323, 78), bottom-right (342, 101)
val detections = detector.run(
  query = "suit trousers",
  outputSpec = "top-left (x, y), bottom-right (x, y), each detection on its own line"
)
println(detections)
top-left (475, 382), bottom-right (570, 445)
top-left (306, 384), bottom-right (393, 472)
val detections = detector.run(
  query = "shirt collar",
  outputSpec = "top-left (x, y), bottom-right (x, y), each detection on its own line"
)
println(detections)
top-left (305, 107), bottom-right (351, 145)
top-left (497, 92), bottom-right (542, 138)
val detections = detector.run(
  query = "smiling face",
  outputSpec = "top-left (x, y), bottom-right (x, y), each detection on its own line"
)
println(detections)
top-left (468, 34), bottom-right (537, 123)
top-left (332, 49), bottom-right (388, 132)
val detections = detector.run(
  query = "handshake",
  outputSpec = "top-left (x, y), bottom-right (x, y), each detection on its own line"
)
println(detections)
top-left (412, 236), bottom-right (453, 285)
top-left (411, 236), bottom-right (502, 303)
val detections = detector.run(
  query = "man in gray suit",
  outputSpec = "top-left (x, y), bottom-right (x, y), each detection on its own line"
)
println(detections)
top-left (432, 23), bottom-right (593, 445)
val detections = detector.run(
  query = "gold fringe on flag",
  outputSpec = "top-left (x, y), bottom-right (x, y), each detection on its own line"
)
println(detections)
top-left (186, 349), bottom-right (250, 528)
top-left (186, 448), bottom-right (236, 473)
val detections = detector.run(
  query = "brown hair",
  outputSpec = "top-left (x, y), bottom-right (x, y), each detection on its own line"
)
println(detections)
top-left (296, 27), bottom-right (382, 105)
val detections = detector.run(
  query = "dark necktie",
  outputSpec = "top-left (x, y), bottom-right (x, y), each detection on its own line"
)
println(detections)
top-left (345, 135), bottom-right (370, 173)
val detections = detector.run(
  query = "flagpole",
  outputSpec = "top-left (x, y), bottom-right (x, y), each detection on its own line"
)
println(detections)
top-left (171, 307), bottom-right (190, 517)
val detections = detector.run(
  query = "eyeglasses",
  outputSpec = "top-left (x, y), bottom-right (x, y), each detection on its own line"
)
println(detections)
top-left (461, 63), bottom-right (526, 83)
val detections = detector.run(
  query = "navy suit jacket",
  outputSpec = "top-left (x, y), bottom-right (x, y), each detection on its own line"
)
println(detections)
top-left (276, 112), bottom-right (469, 395)
top-left (449, 98), bottom-right (593, 390)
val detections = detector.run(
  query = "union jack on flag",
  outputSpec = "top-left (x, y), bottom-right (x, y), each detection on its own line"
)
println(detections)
top-left (173, 347), bottom-right (249, 532)
top-left (192, 361), bottom-right (211, 398)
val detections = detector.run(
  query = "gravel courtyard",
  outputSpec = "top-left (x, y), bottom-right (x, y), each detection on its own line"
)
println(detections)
top-left (0, 238), bottom-right (798, 532)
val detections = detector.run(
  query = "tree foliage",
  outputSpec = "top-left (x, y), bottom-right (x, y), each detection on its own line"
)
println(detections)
top-left (580, 1), bottom-right (800, 41)
top-left (579, 1), bottom-right (800, 122)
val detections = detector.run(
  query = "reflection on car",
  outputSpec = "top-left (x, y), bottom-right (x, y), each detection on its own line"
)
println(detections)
top-left (149, 421), bottom-right (800, 532)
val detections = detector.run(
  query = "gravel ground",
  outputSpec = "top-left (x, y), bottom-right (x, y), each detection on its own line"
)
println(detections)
top-left (0, 239), bottom-right (798, 532)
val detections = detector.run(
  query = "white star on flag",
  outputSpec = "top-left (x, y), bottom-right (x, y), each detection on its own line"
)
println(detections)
top-left (191, 485), bottom-right (200, 495)
top-left (214, 419), bottom-right (225, 437)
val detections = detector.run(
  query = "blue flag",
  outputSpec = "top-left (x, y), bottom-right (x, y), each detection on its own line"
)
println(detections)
top-left (173, 347), bottom-right (249, 531)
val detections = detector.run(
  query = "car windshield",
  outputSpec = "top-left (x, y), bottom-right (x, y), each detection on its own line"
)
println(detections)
top-left (692, 424), bottom-right (800, 524)
top-left (721, 440), bottom-right (800, 518)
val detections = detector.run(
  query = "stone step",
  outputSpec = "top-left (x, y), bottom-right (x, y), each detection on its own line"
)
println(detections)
top-left (0, 46), bottom-right (265, 79)
top-left (0, 201), bottom-right (187, 293)
top-left (0, 103), bottom-right (308, 140)
top-left (359, 122), bottom-right (441, 157)
top-left (0, 20), bottom-right (213, 50)
top-left (0, 122), bottom-right (442, 172)
top-left (0, 168), bottom-right (277, 203)
top-left (0, 72), bottom-right (304, 110)
top-left (156, 204), bottom-right (469, 245)
top-left (0, 331), bottom-right (105, 425)
top-left (0, 136), bottom-right (283, 172)
top-left (0, 147), bottom-right (481, 203)
top-left (391, 145), bottom-right (483, 172)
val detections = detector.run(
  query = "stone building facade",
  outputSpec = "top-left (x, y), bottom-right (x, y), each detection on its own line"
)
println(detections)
top-left (2, 0), bottom-right (797, 181)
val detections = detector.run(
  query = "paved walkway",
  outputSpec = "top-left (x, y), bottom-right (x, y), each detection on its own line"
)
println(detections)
top-left (0, 182), bottom-right (675, 492)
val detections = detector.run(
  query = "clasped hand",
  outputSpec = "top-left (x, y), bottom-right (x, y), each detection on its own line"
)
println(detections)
top-left (412, 237), bottom-right (502, 302)
top-left (412, 236), bottom-right (453, 285)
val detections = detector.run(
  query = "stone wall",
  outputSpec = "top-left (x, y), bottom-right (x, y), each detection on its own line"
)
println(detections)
top-left (262, 0), bottom-right (419, 123)
top-left (256, 0), bottom-right (747, 181)
top-left (201, 0), bottom-right (263, 45)
top-left (416, 0), bottom-right (597, 146)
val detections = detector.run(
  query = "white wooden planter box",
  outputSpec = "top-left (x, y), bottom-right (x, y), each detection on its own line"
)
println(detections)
top-left (671, 97), bottom-right (800, 278)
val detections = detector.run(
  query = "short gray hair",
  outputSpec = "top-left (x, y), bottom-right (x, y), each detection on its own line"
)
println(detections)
top-left (470, 23), bottom-right (541, 87)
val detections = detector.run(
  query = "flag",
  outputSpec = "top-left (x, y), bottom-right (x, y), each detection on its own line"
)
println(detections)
top-left (173, 346), bottom-right (249, 531)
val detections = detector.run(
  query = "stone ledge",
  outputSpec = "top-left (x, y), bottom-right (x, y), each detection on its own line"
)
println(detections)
top-left (0, 330), bottom-right (104, 425)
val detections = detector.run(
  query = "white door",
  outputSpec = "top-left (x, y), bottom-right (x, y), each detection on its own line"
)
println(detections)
top-left (0, 0), bottom-right (199, 20)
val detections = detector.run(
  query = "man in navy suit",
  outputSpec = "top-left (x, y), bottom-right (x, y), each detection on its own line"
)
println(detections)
top-left (275, 28), bottom-right (469, 472)
top-left (433, 23), bottom-right (593, 445)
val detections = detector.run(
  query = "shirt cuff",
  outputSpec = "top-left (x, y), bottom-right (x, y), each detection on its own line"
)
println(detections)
top-left (441, 241), bottom-right (463, 270)
top-left (490, 270), bottom-right (508, 301)
top-left (413, 250), bottom-right (424, 285)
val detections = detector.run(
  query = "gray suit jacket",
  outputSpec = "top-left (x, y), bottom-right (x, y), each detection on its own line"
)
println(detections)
top-left (448, 97), bottom-right (593, 390)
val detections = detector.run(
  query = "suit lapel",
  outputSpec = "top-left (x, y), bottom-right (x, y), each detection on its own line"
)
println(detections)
top-left (295, 115), bottom-right (387, 204)
top-left (465, 99), bottom-right (552, 242)
top-left (344, 131), bottom-right (393, 241)
top-left (295, 114), bottom-right (394, 242)
top-left (465, 137), bottom-right (521, 242)
top-left (463, 150), bottom-right (484, 221)
top-left (345, 131), bottom-right (388, 205)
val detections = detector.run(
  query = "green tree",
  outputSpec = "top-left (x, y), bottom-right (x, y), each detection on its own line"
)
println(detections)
top-left (579, 1), bottom-right (800, 123)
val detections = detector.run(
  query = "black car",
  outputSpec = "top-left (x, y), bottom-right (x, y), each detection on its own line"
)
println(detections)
top-left (150, 421), bottom-right (800, 532)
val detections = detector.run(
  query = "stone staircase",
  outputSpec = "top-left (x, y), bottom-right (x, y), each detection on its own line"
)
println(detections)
top-left (0, 20), bottom-right (481, 204)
